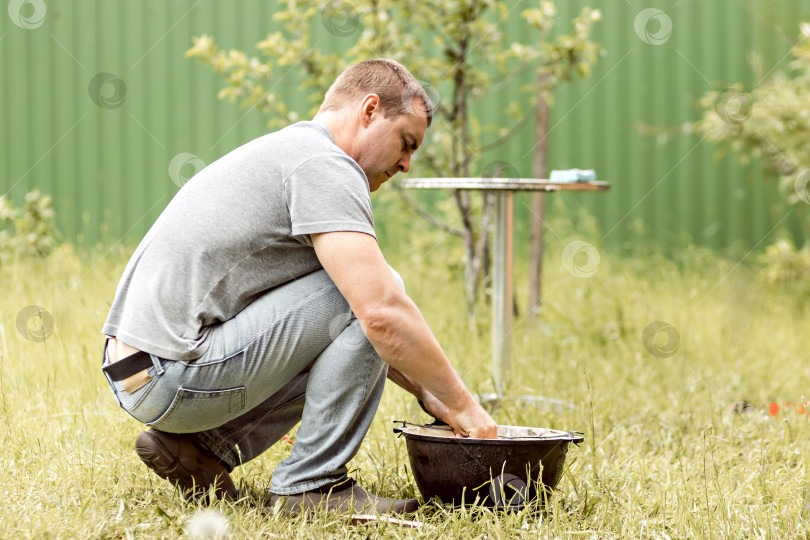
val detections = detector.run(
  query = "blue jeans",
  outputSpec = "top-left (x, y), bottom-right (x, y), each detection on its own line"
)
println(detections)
top-left (103, 269), bottom-right (396, 495)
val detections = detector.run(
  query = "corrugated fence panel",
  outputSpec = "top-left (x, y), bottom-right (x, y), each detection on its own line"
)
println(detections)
top-left (519, 0), bottom-right (809, 251)
top-left (0, 0), bottom-right (807, 250)
top-left (1, 0), bottom-right (283, 245)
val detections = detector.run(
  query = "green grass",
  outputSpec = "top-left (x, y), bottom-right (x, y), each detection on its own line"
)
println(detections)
top-left (1, 231), bottom-right (809, 539)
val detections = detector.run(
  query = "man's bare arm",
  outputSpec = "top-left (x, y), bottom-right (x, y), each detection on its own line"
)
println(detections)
top-left (311, 231), bottom-right (496, 438)
top-left (386, 366), bottom-right (454, 425)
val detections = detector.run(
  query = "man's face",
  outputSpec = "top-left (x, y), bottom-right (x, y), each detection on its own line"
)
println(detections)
top-left (354, 98), bottom-right (428, 192)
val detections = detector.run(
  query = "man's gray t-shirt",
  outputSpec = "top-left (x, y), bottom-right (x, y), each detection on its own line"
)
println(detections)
top-left (102, 121), bottom-right (375, 360)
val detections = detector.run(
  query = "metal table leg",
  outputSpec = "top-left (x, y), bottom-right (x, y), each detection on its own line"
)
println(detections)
top-left (492, 191), bottom-right (514, 395)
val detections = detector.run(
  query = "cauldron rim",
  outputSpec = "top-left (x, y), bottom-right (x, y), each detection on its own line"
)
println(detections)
top-left (394, 423), bottom-right (584, 446)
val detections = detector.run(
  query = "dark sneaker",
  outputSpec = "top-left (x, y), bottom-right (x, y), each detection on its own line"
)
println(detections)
top-left (135, 429), bottom-right (238, 500)
top-left (268, 478), bottom-right (420, 515)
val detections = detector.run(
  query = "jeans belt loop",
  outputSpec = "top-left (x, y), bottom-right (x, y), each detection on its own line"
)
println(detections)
top-left (151, 354), bottom-right (165, 376)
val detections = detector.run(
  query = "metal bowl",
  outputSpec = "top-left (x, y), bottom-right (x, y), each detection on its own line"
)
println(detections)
top-left (393, 423), bottom-right (584, 508)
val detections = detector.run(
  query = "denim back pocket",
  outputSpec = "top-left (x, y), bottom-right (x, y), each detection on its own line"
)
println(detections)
top-left (146, 386), bottom-right (246, 433)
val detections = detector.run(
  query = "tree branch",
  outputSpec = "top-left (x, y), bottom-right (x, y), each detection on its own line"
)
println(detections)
top-left (420, 151), bottom-right (451, 180)
top-left (474, 61), bottom-right (536, 101)
top-left (480, 115), bottom-right (531, 153)
top-left (391, 183), bottom-right (464, 236)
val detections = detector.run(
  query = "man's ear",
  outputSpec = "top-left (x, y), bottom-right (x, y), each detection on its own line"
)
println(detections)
top-left (359, 93), bottom-right (381, 127)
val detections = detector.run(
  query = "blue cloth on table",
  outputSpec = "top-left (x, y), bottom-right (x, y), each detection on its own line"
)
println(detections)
top-left (549, 169), bottom-right (596, 183)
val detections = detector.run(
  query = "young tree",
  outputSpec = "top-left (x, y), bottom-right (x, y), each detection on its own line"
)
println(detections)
top-left (695, 22), bottom-right (810, 230)
top-left (185, 0), bottom-right (601, 313)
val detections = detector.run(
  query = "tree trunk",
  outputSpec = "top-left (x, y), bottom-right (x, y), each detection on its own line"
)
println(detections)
top-left (528, 72), bottom-right (550, 316)
top-left (453, 189), bottom-right (479, 315)
top-left (450, 28), bottom-right (487, 317)
top-left (476, 192), bottom-right (494, 307)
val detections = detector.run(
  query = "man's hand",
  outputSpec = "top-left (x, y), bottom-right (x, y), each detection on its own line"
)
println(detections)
top-left (417, 385), bottom-right (498, 439)
top-left (438, 392), bottom-right (498, 439)
top-left (448, 401), bottom-right (499, 439)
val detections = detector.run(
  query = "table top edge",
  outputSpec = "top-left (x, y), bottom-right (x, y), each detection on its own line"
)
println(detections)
top-left (399, 178), bottom-right (611, 191)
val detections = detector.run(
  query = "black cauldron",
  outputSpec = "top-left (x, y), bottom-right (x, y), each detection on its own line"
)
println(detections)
top-left (393, 423), bottom-right (584, 508)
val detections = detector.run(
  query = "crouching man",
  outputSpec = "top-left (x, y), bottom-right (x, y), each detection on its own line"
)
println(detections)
top-left (101, 58), bottom-right (497, 515)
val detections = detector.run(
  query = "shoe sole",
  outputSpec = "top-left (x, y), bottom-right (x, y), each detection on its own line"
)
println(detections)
top-left (270, 482), bottom-right (420, 515)
top-left (135, 430), bottom-right (237, 500)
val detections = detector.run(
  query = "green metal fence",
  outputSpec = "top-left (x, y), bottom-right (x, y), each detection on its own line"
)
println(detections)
top-left (1, 0), bottom-right (807, 250)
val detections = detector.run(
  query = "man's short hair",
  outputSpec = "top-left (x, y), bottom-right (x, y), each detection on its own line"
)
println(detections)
top-left (320, 59), bottom-right (433, 127)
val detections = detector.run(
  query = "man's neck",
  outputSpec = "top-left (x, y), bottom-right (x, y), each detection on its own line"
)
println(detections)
top-left (313, 109), bottom-right (358, 159)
